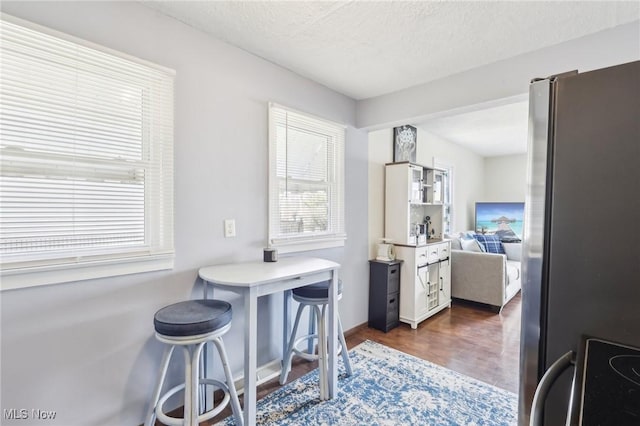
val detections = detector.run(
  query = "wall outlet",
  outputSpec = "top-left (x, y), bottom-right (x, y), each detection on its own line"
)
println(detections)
top-left (224, 219), bottom-right (236, 238)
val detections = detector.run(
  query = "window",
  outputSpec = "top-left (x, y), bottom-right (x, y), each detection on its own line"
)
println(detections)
top-left (268, 103), bottom-right (346, 252)
top-left (0, 15), bottom-right (175, 289)
top-left (433, 159), bottom-right (454, 235)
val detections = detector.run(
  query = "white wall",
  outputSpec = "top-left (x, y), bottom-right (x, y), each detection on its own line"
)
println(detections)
top-left (0, 2), bottom-right (369, 425)
top-left (357, 21), bottom-right (640, 130)
top-left (367, 129), bottom-right (392, 258)
top-left (416, 129), bottom-right (485, 232)
top-left (483, 154), bottom-right (528, 202)
top-left (368, 128), bottom-right (484, 246)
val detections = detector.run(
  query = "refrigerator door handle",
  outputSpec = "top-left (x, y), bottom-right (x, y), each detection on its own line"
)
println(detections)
top-left (530, 351), bottom-right (575, 426)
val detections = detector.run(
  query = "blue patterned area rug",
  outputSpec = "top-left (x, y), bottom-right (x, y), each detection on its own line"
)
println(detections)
top-left (217, 340), bottom-right (517, 425)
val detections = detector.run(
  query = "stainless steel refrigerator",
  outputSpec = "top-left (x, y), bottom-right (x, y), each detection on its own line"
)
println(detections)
top-left (519, 60), bottom-right (640, 425)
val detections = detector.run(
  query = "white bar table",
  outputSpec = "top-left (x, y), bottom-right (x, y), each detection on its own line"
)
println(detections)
top-left (198, 256), bottom-right (340, 426)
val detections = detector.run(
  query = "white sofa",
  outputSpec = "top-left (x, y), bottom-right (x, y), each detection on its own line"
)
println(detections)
top-left (450, 240), bottom-right (522, 313)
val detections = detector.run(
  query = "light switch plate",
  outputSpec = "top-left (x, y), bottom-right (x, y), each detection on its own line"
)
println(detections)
top-left (224, 219), bottom-right (236, 238)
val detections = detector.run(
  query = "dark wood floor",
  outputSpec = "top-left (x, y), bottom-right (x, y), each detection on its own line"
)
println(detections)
top-left (347, 294), bottom-right (522, 393)
top-left (198, 294), bottom-right (521, 424)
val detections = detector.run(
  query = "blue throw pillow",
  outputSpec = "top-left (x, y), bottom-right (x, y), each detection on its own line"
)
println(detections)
top-left (473, 234), bottom-right (505, 254)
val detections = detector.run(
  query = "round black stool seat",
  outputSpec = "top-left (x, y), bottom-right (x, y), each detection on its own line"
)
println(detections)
top-left (292, 279), bottom-right (343, 299)
top-left (154, 300), bottom-right (232, 337)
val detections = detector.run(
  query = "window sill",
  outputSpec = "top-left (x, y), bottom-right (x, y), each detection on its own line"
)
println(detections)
top-left (0, 253), bottom-right (174, 291)
top-left (271, 235), bottom-right (346, 254)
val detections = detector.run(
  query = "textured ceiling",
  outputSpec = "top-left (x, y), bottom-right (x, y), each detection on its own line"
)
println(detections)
top-left (419, 100), bottom-right (530, 157)
top-left (141, 1), bottom-right (638, 156)
top-left (143, 1), bottom-right (639, 100)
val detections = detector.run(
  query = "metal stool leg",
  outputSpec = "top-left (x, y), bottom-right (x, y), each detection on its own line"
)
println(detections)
top-left (212, 336), bottom-right (244, 426)
top-left (144, 345), bottom-right (175, 426)
top-left (307, 306), bottom-right (316, 355)
top-left (338, 316), bottom-right (352, 376)
top-left (280, 302), bottom-right (305, 385)
top-left (199, 343), bottom-right (206, 414)
top-left (182, 346), bottom-right (193, 426)
top-left (190, 342), bottom-right (209, 426)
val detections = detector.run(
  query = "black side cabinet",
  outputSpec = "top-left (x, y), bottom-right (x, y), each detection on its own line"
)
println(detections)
top-left (368, 259), bottom-right (402, 332)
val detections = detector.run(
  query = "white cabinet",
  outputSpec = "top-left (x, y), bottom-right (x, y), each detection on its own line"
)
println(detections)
top-left (395, 241), bottom-right (451, 329)
top-left (384, 162), bottom-right (446, 246)
top-left (384, 161), bottom-right (451, 328)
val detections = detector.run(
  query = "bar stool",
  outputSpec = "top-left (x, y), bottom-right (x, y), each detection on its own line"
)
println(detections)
top-left (279, 279), bottom-right (353, 391)
top-left (145, 300), bottom-right (243, 426)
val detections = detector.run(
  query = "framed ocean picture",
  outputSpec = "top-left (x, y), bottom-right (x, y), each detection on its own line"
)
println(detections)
top-left (475, 202), bottom-right (525, 241)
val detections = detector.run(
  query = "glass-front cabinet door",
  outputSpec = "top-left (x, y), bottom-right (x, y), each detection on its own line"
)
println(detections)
top-left (432, 171), bottom-right (443, 204)
top-left (409, 164), bottom-right (423, 203)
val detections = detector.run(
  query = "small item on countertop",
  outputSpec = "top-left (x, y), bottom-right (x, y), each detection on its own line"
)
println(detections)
top-left (263, 248), bottom-right (278, 262)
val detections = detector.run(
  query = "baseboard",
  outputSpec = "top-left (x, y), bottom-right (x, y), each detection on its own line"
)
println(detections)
top-left (343, 321), bottom-right (368, 338)
top-left (233, 358), bottom-right (283, 395)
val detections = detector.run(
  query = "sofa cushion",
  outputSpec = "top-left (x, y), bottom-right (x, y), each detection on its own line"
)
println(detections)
top-left (445, 234), bottom-right (463, 250)
top-left (461, 238), bottom-right (484, 252)
top-left (506, 260), bottom-right (521, 285)
top-left (473, 234), bottom-right (505, 254)
top-left (503, 243), bottom-right (522, 261)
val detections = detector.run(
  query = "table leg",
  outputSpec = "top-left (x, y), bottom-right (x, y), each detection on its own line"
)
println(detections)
top-left (244, 288), bottom-right (258, 426)
top-left (328, 270), bottom-right (338, 398)
top-left (282, 289), bottom-right (292, 364)
top-left (317, 305), bottom-right (327, 400)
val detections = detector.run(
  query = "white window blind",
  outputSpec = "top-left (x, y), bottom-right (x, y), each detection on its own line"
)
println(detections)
top-left (0, 15), bottom-right (175, 289)
top-left (268, 103), bottom-right (346, 252)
